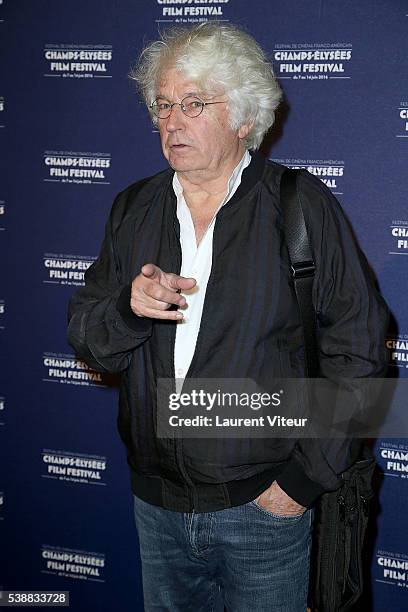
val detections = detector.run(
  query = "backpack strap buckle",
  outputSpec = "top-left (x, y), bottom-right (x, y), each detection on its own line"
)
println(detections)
top-left (291, 260), bottom-right (316, 279)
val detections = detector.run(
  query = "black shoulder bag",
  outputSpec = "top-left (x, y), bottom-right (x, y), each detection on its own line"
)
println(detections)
top-left (280, 168), bottom-right (376, 612)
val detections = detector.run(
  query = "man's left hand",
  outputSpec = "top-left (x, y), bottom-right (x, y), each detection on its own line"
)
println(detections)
top-left (254, 480), bottom-right (306, 516)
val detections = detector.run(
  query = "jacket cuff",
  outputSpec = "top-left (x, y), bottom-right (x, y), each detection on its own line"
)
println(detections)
top-left (275, 457), bottom-right (326, 508)
top-left (116, 284), bottom-right (153, 335)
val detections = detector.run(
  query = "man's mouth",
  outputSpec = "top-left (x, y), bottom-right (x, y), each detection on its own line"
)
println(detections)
top-left (171, 144), bottom-right (189, 149)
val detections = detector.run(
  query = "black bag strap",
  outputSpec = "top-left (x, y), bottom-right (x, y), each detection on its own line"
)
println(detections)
top-left (280, 168), bottom-right (319, 377)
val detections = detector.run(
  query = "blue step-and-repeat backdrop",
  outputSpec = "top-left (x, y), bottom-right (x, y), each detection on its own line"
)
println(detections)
top-left (1, 1), bottom-right (407, 610)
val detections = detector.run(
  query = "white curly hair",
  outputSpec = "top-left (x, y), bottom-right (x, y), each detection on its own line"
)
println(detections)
top-left (130, 22), bottom-right (282, 150)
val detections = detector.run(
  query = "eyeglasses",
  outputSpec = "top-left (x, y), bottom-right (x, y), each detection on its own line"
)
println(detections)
top-left (150, 95), bottom-right (226, 119)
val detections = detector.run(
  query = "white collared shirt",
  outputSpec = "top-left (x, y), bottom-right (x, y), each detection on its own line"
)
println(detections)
top-left (173, 149), bottom-right (251, 391)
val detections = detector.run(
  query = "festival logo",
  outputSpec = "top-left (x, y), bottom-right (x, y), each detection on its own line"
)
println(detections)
top-left (154, 0), bottom-right (232, 25)
top-left (0, 299), bottom-right (4, 329)
top-left (397, 102), bottom-right (408, 138)
top-left (389, 220), bottom-right (408, 256)
top-left (0, 491), bottom-right (4, 521)
top-left (42, 352), bottom-right (107, 388)
top-left (378, 440), bottom-right (408, 480)
top-left (43, 44), bottom-right (113, 79)
top-left (375, 549), bottom-right (408, 589)
top-left (41, 449), bottom-right (107, 487)
top-left (43, 151), bottom-right (111, 185)
top-left (274, 43), bottom-right (353, 81)
top-left (0, 199), bottom-right (5, 230)
top-left (271, 157), bottom-right (345, 195)
top-left (386, 334), bottom-right (408, 370)
top-left (42, 253), bottom-right (96, 287)
top-left (41, 545), bottom-right (106, 582)
top-left (0, 396), bottom-right (4, 426)
top-left (0, 96), bottom-right (4, 127)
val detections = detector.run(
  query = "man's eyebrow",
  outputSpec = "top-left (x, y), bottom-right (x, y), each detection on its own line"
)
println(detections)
top-left (155, 90), bottom-right (202, 99)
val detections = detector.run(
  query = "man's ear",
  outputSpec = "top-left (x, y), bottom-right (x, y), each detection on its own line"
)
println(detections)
top-left (238, 120), bottom-right (254, 140)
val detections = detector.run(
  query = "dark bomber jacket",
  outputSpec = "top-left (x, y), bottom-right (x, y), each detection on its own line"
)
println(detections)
top-left (67, 152), bottom-right (389, 512)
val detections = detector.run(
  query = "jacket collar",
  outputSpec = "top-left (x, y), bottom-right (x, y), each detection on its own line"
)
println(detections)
top-left (165, 150), bottom-right (266, 214)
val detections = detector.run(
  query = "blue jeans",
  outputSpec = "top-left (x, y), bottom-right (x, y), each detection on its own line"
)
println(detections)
top-left (133, 493), bottom-right (313, 611)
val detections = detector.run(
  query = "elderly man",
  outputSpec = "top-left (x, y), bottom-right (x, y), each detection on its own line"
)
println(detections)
top-left (67, 22), bottom-right (389, 612)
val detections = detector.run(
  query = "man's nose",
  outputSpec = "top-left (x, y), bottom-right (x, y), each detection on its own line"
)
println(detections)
top-left (165, 104), bottom-right (186, 131)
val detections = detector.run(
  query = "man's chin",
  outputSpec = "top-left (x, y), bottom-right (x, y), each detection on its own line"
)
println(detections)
top-left (167, 149), bottom-right (197, 170)
top-left (168, 159), bottom-right (196, 173)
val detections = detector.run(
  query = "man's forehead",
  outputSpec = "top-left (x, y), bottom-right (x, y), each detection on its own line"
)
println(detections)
top-left (156, 70), bottom-right (200, 96)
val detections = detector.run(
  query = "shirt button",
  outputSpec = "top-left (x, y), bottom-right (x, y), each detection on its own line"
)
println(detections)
top-left (177, 368), bottom-right (184, 376)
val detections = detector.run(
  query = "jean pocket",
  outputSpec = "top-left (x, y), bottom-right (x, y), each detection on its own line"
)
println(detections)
top-left (249, 499), bottom-right (306, 521)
